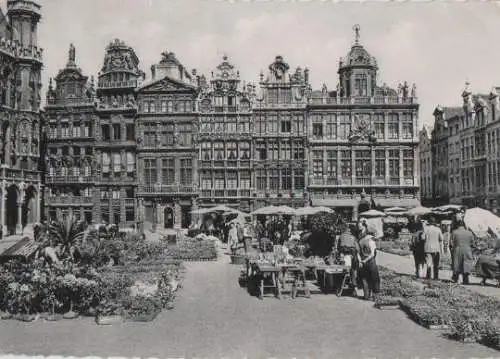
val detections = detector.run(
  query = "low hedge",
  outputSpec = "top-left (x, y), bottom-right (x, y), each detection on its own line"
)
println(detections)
top-left (377, 267), bottom-right (500, 349)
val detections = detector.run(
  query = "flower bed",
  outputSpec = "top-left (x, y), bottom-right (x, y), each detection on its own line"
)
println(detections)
top-left (166, 238), bottom-right (217, 261)
top-left (377, 240), bottom-right (412, 257)
top-left (377, 266), bottom-right (500, 349)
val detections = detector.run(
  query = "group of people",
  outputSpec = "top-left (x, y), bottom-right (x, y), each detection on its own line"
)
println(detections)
top-left (337, 220), bottom-right (380, 301)
top-left (410, 215), bottom-right (475, 284)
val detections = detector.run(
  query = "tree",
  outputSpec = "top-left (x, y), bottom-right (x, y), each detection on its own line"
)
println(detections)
top-left (305, 212), bottom-right (346, 257)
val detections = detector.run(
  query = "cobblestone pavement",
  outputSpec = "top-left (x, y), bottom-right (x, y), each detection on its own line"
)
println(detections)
top-left (377, 250), bottom-right (500, 298)
top-left (0, 249), bottom-right (497, 358)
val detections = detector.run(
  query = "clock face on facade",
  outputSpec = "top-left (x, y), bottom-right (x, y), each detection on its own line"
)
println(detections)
top-left (222, 72), bottom-right (228, 78)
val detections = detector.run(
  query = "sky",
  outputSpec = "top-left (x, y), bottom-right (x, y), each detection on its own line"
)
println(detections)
top-left (3, 0), bottom-right (500, 129)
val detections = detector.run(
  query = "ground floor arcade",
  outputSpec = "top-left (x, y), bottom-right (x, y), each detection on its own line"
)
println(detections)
top-left (0, 179), bottom-right (42, 237)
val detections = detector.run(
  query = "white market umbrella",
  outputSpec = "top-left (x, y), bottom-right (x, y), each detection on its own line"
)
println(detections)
top-left (406, 206), bottom-right (432, 216)
top-left (295, 206), bottom-right (333, 216)
top-left (360, 209), bottom-right (386, 218)
top-left (251, 205), bottom-right (279, 216)
top-left (433, 204), bottom-right (464, 212)
top-left (384, 207), bottom-right (407, 213)
top-left (273, 205), bottom-right (297, 216)
top-left (464, 207), bottom-right (500, 237)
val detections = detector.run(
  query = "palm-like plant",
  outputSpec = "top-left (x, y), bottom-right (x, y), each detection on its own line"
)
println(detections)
top-left (47, 217), bottom-right (87, 262)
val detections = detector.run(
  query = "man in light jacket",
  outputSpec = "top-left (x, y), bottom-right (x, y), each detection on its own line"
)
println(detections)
top-left (422, 216), bottom-right (444, 280)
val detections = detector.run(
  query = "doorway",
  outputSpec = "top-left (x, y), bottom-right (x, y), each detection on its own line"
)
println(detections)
top-left (6, 185), bottom-right (18, 235)
top-left (164, 207), bottom-right (174, 229)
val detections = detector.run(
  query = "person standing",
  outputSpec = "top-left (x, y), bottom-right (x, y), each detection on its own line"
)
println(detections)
top-left (422, 217), bottom-right (444, 280)
top-left (409, 220), bottom-right (426, 279)
top-left (451, 220), bottom-right (475, 284)
top-left (228, 223), bottom-right (239, 255)
top-left (338, 225), bottom-right (360, 292)
top-left (358, 223), bottom-right (380, 300)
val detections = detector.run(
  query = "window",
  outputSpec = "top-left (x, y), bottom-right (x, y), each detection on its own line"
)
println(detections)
top-left (72, 124), bottom-right (80, 137)
top-left (227, 171), bottom-right (238, 189)
top-left (225, 121), bottom-right (237, 133)
top-left (83, 163), bottom-right (91, 176)
top-left (162, 159), bottom-right (175, 185)
top-left (293, 141), bottom-right (304, 160)
top-left (388, 114), bottom-right (399, 139)
top-left (61, 123), bottom-right (69, 138)
top-left (267, 114), bottom-right (278, 133)
top-left (200, 171), bottom-right (212, 189)
top-left (112, 189), bottom-right (120, 199)
top-left (214, 121), bottom-right (224, 133)
top-left (126, 152), bottom-right (135, 173)
top-left (313, 123), bottom-right (323, 137)
top-left (374, 114), bottom-right (385, 139)
top-left (73, 146), bottom-right (81, 156)
top-left (354, 74), bottom-right (368, 96)
top-left (269, 169), bottom-right (279, 190)
top-left (403, 149), bottom-right (414, 178)
top-left (338, 114), bottom-right (351, 139)
top-left (238, 119), bottom-right (250, 133)
top-left (256, 142), bottom-right (267, 160)
top-left (355, 150), bottom-right (371, 178)
top-left (126, 124), bottom-right (135, 140)
top-left (325, 114), bottom-right (337, 139)
top-left (62, 147), bottom-right (69, 156)
top-left (402, 113), bottom-right (413, 139)
top-left (227, 142), bottom-right (238, 160)
top-left (326, 150), bottom-right (337, 180)
top-left (101, 125), bottom-right (110, 141)
top-left (144, 159), bottom-right (157, 185)
top-left (179, 124), bottom-right (192, 146)
top-left (240, 142), bottom-right (250, 160)
top-left (113, 124), bottom-right (121, 140)
top-left (240, 171), bottom-right (251, 189)
top-left (126, 208), bottom-right (135, 222)
top-left (150, 101), bottom-right (156, 113)
top-left (268, 142), bottom-right (278, 161)
top-left (294, 170), bottom-right (305, 190)
top-left (161, 124), bottom-right (174, 146)
top-left (49, 125), bottom-right (57, 138)
top-left (102, 153), bottom-right (110, 173)
top-left (256, 169), bottom-right (266, 190)
top-left (125, 188), bottom-right (134, 198)
top-left (82, 187), bottom-right (92, 197)
top-left (161, 101), bottom-right (167, 113)
top-left (281, 120), bottom-right (291, 133)
top-left (375, 150), bottom-right (385, 177)
top-left (143, 101), bottom-right (149, 113)
top-left (100, 189), bottom-right (109, 199)
top-left (280, 140), bottom-right (291, 160)
top-left (167, 101), bottom-right (173, 113)
top-left (312, 150), bottom-right (323, 179)
top-left (389, 149), bottom-right (399, 178)
top-left (214, 142), bottom-right (224, 160)
top-left (255, 116), bottom-right (265, 135)
top-left (293, 115), bottom-right (304, 135)
top-left (180, 158), bottom-right (192, 184)
top-left (201, 142), bottom-right (212, 160)
top-left (340, 150), bottom-right (352, 178)
top-left (214, 171), bottom-right (225, 189)
top-left (72, 166), bottom-right (80, 176)
top-left (113, 153), bottom-right (121, 173)
top-left (282, 168), bottom-right (292, 190)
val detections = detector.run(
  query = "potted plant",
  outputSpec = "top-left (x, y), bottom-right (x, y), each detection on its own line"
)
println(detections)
top-left (230, 247), bottom-right (246, 265)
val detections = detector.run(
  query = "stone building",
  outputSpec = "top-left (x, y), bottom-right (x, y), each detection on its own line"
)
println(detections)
top-left (136, 51), bottom-right (199, 230)
top-left (45, 45), bottom-right (96, 223)
top-left (252, 55), bottom-right (309, 210)
top-left (418, 126), bottom-right (433, 205)
top-left (94, 39), bottom-right (143, 228)
top-left (197, 55), bottom-right (254, 212)
top-left (0, 0), bottom-right (44, 236)
top-left (45, 39), bottom-right (143, 228)
top-left (45, 25), bottom-right (422, 229)
top-left (307, 27), bottom-right (420, 219)
top-left (430, 83), bottom-right (500, 211)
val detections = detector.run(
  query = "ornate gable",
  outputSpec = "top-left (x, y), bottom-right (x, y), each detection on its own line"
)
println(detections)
top-left (138, 77), bottom-right (197, 94)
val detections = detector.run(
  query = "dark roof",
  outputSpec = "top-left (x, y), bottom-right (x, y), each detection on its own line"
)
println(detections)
top-left (438, 106), bottom-right (462, 120)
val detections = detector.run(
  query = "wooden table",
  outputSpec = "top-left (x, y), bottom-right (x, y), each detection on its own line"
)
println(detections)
top-left (254, 263), bottom-right (281, 299)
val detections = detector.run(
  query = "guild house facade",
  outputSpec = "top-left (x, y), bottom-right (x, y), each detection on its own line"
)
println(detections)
top-left (45, 25), bottom-right (420, 229)
top-left (0, 0), bottom-right (44, 237)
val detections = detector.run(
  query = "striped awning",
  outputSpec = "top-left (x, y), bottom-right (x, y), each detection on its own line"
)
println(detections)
top-left (311, 199), bottom-right (359, 208)
top-left (374, 198), bottom-right (421, 209)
